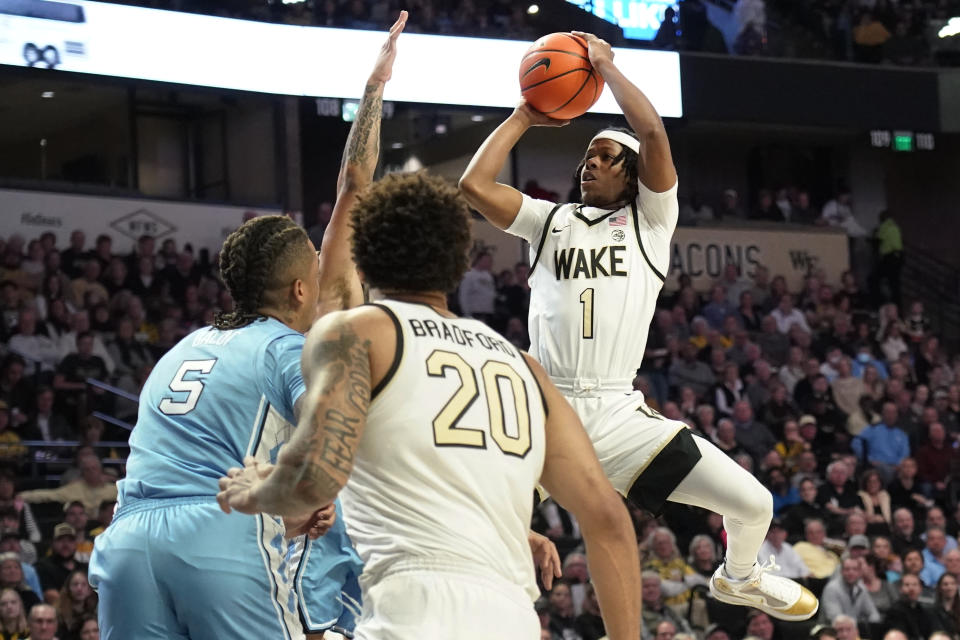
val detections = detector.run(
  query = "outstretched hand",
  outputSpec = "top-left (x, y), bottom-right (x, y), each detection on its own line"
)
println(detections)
top-left (571, 31), bottom-right (615, 69)
top-left (369, 11), bottom-right (408, 83)
top-left (217, 456), bottom-right (271, 515)
top-left (513, 100), bottom-right (570, 128)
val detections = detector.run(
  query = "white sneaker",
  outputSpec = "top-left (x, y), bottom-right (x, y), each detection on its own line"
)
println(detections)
top-left (709, 556), bottom-right (819, 621)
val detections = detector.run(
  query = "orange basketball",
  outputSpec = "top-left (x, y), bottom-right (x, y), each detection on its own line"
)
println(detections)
top-left (518, 33), bottom-right (604, 120)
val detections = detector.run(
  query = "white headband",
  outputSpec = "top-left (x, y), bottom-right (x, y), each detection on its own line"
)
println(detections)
top-left (589, 130), bottom-right (640, 154)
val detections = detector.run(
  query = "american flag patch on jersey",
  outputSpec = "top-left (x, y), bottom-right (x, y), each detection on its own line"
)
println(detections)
top-left (609, 215), bottom-right (627, 226)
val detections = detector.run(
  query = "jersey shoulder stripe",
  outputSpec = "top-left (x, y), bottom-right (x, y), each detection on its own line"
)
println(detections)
top-left (631, 200), bottom-right (666, 282)
top-left (516, 351), bottom-right (549, 418)
top-left (528, 202), bottom-right (565, 277)
top-left (366, 302), bottom-right (404, 400)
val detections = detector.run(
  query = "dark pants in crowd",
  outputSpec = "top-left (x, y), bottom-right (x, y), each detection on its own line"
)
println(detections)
top-left (875, 251), bottom-right (903, 307)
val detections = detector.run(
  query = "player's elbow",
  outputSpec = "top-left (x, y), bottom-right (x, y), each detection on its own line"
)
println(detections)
top-left (632, 116), bottom-right (667, 142)
top-left (575, 488), bottom-right (633, 544)
top-left (458, 175), bottom-right (482, 206)
top-left (459, 173), bottom-right (498, 212)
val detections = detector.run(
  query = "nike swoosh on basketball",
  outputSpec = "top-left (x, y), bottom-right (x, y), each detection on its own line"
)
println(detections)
top-left (522, 57), bottom-right (551, 79)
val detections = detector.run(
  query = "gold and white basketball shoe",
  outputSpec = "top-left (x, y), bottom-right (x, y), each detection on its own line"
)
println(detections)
top-left (710, 556), bottom-right (819, 621)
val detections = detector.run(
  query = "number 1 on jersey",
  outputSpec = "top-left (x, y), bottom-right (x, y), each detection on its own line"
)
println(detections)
top-left (580, 288), bottom-right (595, 339)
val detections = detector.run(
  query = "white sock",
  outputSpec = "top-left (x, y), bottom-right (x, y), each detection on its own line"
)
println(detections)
top-left (664, 436), bottom-right (773, 582)
top-left (723, 561), bottom-right (757, 581)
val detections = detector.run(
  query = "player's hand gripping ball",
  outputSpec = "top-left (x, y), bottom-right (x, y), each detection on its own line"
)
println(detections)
top-left (519, 32), bottom-right (604, 120)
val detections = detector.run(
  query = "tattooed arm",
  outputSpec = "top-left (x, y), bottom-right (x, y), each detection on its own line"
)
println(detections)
top-left (218, 311), bottom-right (373, 517)
top-left (317, 11), bottom-right (407, 316)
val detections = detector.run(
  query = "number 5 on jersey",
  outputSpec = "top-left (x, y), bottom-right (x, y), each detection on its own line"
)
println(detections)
top-left (158, 359), bottom-right (217, 415)
top-left (426, 350), bottom-right (531, 458)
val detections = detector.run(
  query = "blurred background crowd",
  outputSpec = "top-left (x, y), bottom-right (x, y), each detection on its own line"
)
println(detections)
top-left (1, 0), bottom-right (958, 639)
top-left (100, 0), bottom-right (960, 67)
top-left (0, 172), bottom-right (950, 640)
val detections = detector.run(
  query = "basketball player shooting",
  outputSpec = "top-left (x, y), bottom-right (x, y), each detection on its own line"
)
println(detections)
top-left (459, 31), bottom-right (818, 621)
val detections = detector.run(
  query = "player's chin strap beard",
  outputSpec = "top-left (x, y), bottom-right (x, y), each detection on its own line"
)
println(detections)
top-left (583, 186), bottom-right (631, 211)
top-left (581, 168), bottom-right (632, 212)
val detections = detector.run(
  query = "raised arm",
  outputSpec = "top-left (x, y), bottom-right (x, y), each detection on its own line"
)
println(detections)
top-left (317, 12), bottom-right (407, 315)
top-left (218, 311), bottom-right (374, 518)
top-left (528, 354), bottom-right (641, 640)
top-left (19, 485), bottom-right (73, 504)
top-left (572, 31), bottom-right (676, 193)
top-left (459, 103), bottom-right (568, 230)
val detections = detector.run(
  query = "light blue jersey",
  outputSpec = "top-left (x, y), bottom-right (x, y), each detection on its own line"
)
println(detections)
top-left (91, 318), bottom-right (310, 640)
top-left (120, 317), bottom-right (305, 503)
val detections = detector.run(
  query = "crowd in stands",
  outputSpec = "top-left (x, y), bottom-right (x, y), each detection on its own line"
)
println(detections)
top-left (0, 227), bottom-right (221, 639)
top-left (678, 185), bottom-right (859, 228)
top-left (102, 0), bottom-right (538, 40)
top-left (766, 0), bottom-right (960, 66)
top-left (679, 184), bottom-right (907, 314)
top-left (531, 178), bottom-right (871, 234)
top-left (658, 0), bottom-right (960, 65)
top-left (0, 186), bottom-right (944, 640)
top-left (101, 0), bottom-right (960, 68)
top-left (499, 230), bottom-right (959, 639)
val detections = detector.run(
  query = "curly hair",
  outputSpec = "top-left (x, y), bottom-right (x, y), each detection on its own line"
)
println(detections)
top-left (351, 172), bottom-right (470, 293)
top-left (573, 126), bottom-right (640, 204)
top-left (214, 215), bottom-right (312, 330)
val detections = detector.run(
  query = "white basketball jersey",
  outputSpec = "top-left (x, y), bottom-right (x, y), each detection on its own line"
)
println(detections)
top-left (507, 181), bottom-right (679, 388)
top-left (340, 300), bottom-right (547, 600)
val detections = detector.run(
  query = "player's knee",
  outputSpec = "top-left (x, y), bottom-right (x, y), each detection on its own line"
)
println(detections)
top-left (727, 473), bottom-right (772, 525)
top-left (744, 483), bottom-right (773, 525)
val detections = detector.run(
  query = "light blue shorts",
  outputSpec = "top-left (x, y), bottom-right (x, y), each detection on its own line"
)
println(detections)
top-left (89, 497), bottom-right (303, 640)
top-left (293, 500), bottom-right (363, 635)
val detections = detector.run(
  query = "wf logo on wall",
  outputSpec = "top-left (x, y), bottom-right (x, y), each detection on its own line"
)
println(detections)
top-left (666, 226), bottom-right (850, 292)
top-left (109, 209), bottom-right (177, 240)
top-left (789, 251), bottom-right (820, 271)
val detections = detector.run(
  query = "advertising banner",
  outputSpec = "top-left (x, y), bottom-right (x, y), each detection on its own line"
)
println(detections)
top-left (669, 226), bottom-right (850, 291)
top-left (0, 187), bottom-right (280, 254)
top-left (0, 0), bottom-right (683, 117)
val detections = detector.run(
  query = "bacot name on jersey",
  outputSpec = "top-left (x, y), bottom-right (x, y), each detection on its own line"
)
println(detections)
top-left (553, 245), bottom-right (628, 280)
top-left (192, 329), bottom-right (240, 347)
